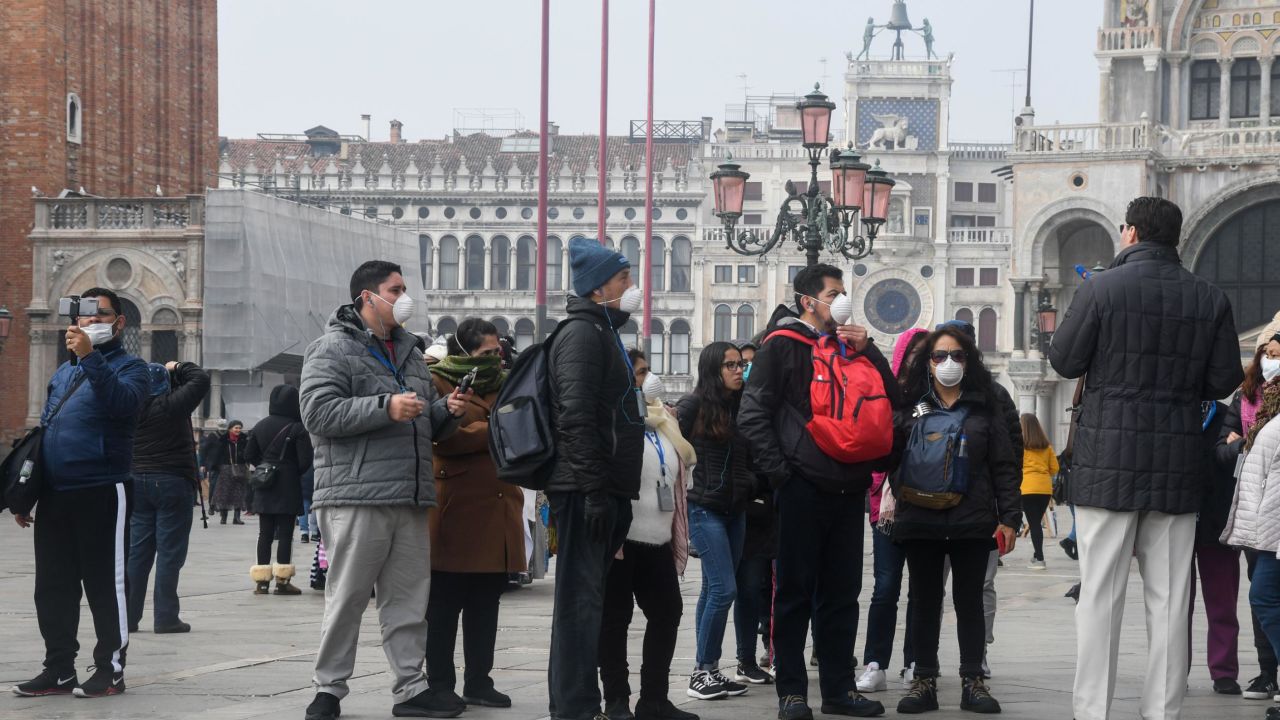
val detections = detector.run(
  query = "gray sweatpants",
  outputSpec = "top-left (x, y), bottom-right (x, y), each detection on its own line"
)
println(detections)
top-left (313, 505), bottom-right (431, 703)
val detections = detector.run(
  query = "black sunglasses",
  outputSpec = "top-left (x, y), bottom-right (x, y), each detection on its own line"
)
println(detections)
top-left (930, 350), bottom-right (967, 364)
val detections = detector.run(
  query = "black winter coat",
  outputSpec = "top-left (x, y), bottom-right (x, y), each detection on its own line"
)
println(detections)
top-left (991, 382), bottom-right (1024, 475)
top-left (1199, 401), bottom-right (1236, 545)
top-left (245, 385), bottom-right (313, 516)
top-left (738, 306), bottom-right (902, 495)
top-left (742, 474), bottom-right (777, 559)
top-left (1048, 242), bottom-right (1243, 514)
top-left (547, 297), bottom-right (644, 498)
top-left (890, 391), bottom-right (1022, 541)
top-left (675, 394), bottom-right (754, 514)
top-left (132, 362), bottom-right (211, 480)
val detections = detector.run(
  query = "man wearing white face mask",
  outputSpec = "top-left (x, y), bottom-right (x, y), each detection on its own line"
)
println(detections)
top-left (545, 237), bottom-right (647, 720)
top-left (12, 287), bottom-right (149, 700)
top-left (300, 260), bottom-right (469, 720)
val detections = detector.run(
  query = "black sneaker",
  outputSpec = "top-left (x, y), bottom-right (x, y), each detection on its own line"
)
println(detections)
top-left (1266, 705), bottom-right (1280, 720)
top-left (301, 533), bottom-right (310, 543)
top-left (897, 677), bottom-right (939, 714)
top-left (426, 688), bottom-right (466, 712)
top-left (605, 697), bottom-right (635, 720)
top-left (72, 667), bottom-right (124, 698)
top-left (960, 677), bottom-right (1001, 714)
top-left (820, 690), bottom-right (885, 717)
top-left (464, 687), bottom-right (511, 708)
top-left (687, 670), bottom-right (728, 700)
top-left (735, 662), bottom-right (774, 685)
top-left (155, 621), bottom-right (191, 634)
top-left (393, 687), bottom-right (465, 718)
top-left (305, 691), bottom-right (342, 720)
top-left (1244, 674), bottom-right (1278, 700)
top-left (779, 694), bottom-right (814, 720)
top-left (1213, 678), bottom-right (1242, 695)
top-left (710, 669), bottom-right (748, 696)
top-left (1060, 537), bottom-right (1078, 561)
top-left (635, 697), bottom-right (699, 720)
top-left (12, 669), bottom-right (77, 697)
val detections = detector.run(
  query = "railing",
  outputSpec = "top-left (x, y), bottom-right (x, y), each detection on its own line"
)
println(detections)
top-left (1014, 122), bottom-right (1153, 154)
top-left (1015, 120), bottom-right (1280, 160)
top-left (33, 196), bottom-right (204, 231)
top-left (950, 142), bottom-right (1011, 160)
top-left (629, 120), bottom-right (706, 143)
top-left (1155, 124), bottom-right (1280, 159)
top-left (948, 227), bottom-right (1012, 245)
top-left (849, 58), bottom-right (950, 78)
top-left (702, 224), bottom-right (776, 246)
top-left (703, 142), bottom-right (812, 160)
top-left (1097, 25), bottom-right (1162, 52)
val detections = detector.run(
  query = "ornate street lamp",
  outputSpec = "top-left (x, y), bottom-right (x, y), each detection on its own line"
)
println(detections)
top-left (1030, 289), bottom-right (1057, 354)
top-left (710, 83), bottom-right (896, 267)
top-left (0, 306), bottom-right (11, 353)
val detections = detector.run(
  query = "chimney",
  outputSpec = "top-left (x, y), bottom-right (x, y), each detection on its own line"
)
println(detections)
top-left (546, 121), bottom-right (560, 136)
top-left (361, 114), bottom-right (372, 141)
top-left (390, 119), bottom-right (404, 143)
top-left (701, 116), bottom-right (713, 141)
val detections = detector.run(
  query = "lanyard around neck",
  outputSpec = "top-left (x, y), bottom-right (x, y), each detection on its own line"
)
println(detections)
top-left (645, 430), bottom-right (667, 480)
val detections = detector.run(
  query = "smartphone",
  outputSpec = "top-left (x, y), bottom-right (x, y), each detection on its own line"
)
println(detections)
top-left (457, 367), bottom-right (478, 394)
top-left (994, 529), bottom-right (1009, 556)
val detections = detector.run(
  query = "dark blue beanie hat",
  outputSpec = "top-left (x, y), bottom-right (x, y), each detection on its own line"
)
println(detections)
top-left (569, 236), bottom-right (630, 297)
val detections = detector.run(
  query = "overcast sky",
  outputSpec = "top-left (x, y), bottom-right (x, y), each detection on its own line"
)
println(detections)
top-left (217, 0), bottom-right (1101, 144)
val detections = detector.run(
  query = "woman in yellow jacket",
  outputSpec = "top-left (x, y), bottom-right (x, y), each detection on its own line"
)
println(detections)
top-left (1020, 414), bottom-right (1059, 571)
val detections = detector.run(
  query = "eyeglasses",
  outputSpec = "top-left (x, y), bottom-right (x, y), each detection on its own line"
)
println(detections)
top-left (722, 361), bottom-right (748, 371)
top-left (930, 350), bottom-right (967, 364)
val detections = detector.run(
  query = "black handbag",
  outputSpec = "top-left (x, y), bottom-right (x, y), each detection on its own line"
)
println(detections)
top-left (247, 423), bottom-right (297, 492)
top-left (1052, 376), bottom-right (1087, 505)
top-left (1, 373), bottom-right (88, 515)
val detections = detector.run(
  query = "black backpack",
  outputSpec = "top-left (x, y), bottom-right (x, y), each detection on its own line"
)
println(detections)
top-left (488, 318), bottom-right (589, 489)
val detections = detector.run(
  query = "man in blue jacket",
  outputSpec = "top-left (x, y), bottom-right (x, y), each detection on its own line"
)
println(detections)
top-left (11, 287), bottom-right (149, 700)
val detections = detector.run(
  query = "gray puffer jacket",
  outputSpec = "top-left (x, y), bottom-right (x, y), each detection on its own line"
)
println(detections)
top-left (300, 305), bottom-right (460, 509)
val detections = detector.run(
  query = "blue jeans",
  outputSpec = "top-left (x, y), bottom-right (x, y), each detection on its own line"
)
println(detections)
top-left (1250, 552), bottom-right (1280, 665)
top-left (127, 473), bottom-right (195, 629)
top-left (688, 502), bottom-right (745, 670)
top-left (862, 525), bottom-right (914, 669)
top-left (1068, 504), bottom-right (1077, 542)
top-left (299, 498), bottom-right (312, 534)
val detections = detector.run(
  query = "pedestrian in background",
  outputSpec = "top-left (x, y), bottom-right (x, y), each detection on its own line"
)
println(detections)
top-left (210, 420), bottom-right (249, 525)
top-left (1192, 399), bottom-right (1241, 696)
top-left (1019, 414), bottom-right (1058, 572)
top-left (245, 384), bottom-right (312, 596)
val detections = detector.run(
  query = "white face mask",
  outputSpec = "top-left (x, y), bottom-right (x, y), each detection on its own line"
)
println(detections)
top-left (1263, 357), bottom-right (1280, 383)
top-left (601, 286), bottom-right (643, 314)
top-left (641, 372), bottom-right (665, 403)
top-left (933, 357), bottom-right (965, 387)
top-left (806, 293), bottom-right (852, 326)
top-left (82, 322), bottom-right (116, 347)
top-left (369, 292), bottom-right (415, 326)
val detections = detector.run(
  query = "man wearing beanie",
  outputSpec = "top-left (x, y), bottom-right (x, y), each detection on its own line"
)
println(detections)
top-left (546, 237), bottom-right (646, 720)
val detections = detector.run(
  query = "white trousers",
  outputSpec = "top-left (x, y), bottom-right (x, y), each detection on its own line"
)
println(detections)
top-left (1072, 507), bottom-right (1196, 720)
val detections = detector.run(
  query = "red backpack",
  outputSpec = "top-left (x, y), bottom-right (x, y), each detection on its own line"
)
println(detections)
top-left (765, 329), bottom-right (894, 464)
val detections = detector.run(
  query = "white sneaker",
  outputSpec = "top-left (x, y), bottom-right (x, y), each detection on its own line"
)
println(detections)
top-left (1028, 558), bottom-right (1047, 571)
top-left (901, 663), bottom-right (916, 689)
top-left (856, 662), bottom-right (887, 692)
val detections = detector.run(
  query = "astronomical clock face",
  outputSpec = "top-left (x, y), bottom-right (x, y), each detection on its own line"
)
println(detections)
top-left (862, 278), bottom-right (923, 335)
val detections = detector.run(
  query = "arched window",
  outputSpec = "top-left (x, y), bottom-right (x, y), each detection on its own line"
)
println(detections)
top-left (736, 304), bottom-right (756, 341)
top-left (465, 235), bottom-right (485, 290)
top-left (714, 304), bottom-right (733, 342)
top-left (150, 308), bottom-right (180, 364)
top-left (955, 307), bottom-right (974, 325)
top-left (491, 236), bottom-right (510, 290)
top-left (67, 93), bottom-right (82, 144)
top-left (491, 317), bottom-right (510, 337)
top-left (671, 236), bottom-right (692, 292)
top-left (648, 319), bottom-right (666, 374)
top-left (436, 317), bottom-right (458, 336)
top-left (1231, 58), bottom-right (1262, 118)
top-left (650, 237), bottom-right (666, 292)
top-left (978, 308), bottom-right (997, 352)
top-left (671, 320), bottom-right (691, 375)
top-left (604, 236), bottom-right (616, 251)
top-left (419, 235), bottom-right (433, 290)
top-left (517, 236), bottom-right (535, 290)
top-left (619, 320), bottom-right (639, 352)
top-left (439, 236), bottom-right (459, 290)
top-left (515, 318), bottom-right (535, 350)
top-left (1194, 199), bottom-right (1280, 331)
top-left (1190, 60), bottom-right (1221, 121)
top-left (548, 236), bottom-right (564, 291)
top-left (621, 236), bottom-right (641, 270)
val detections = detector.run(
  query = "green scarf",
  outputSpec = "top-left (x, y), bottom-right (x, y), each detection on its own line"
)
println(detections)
top-left (429, 354), bottom-right (506, 396)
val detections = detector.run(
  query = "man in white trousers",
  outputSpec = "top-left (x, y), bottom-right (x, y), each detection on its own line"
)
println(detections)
top-left (1048, 197), bottom-right (1243, 720)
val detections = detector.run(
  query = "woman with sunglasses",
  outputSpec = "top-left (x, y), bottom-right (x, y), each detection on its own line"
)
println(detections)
top-left (892, 325), bottom-right (1021, 715)
top-left (677, 342), bottom-right (759, 700)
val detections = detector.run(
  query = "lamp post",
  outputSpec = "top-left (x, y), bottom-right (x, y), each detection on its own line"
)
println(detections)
top-left (1029, 289), bottom-right (1057, 354)
top-left (710, 83), bottom-right (895, 267)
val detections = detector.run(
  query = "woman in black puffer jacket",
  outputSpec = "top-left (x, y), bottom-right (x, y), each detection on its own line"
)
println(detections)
top-left (890, 325), bottom-right (1020, 715)
top-left (245, 384), bottom-right (313, 596)
top-left (676, 341), bottom-right (757, 698)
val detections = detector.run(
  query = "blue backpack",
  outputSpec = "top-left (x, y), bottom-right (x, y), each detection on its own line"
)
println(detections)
top-left (898, 403), bottom-right (971, 510)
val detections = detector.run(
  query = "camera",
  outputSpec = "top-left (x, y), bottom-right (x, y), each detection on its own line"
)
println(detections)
top-left (57, 295), bottom-right (99, 321)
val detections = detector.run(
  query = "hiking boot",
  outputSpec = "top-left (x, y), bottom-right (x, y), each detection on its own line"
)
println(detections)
top-left (12, 669), bottom-right (77, 697)
top-left (393, 687), bottom-right (465, 718)
top-left (605, 697), bottom-right (635, 720)
top-left (464, 687), bottom-right (512, 708)
top-left (819, 690), bottom-right (885, 716)
top-left (635, 697), bottom-right (699, 720)
top-left (686, 670), bottom-right (728, 700)
top-left (305, 691), bottom-right (342, 720)
top-left (154, 621), bottom-right (191, 634)
top-left (734, 662), bottom-right (773, 685)
top-left (856, 662), bottom-right (887, 692)
top-left (960, 677), bottom-right (1001, 714)
top-left (896, 677), bottom-right (939, 714)
top-left (73, 667), bottom-right (124, 698)
top-left (710, 669), bottom-right (748, 696)
top-left (778, 694), bottom-right (814, 720)
top-left (1245, 674), bottom-right (1278, 699)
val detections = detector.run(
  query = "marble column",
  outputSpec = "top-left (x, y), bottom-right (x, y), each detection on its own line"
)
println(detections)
top-left (1144, 55), bottom-right (1161, 122)
top-left (431, 244), bottom-right (441, 290)
top-left (509, 244), bottom-right (518, 291)
top-left (1261, 56), bottom-right (1274, 126)
top-left (1099, 57), bottom-right (1114, 123)
top-left (483, 242), bottom-right (493, 291)
top-left (1219, 57), bottom-right (1234, 128)
top-left (1169, 56), bottom-right (1185, 128)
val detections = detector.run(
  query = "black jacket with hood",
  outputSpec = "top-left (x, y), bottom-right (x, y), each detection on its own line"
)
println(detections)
top-left (132, 361), bottom-right (211, 480)
top-left (738, 304), bottom-right (902, 495)
top-left (676, 394), bottom-right (755, 514)
top-left (546, 296), bottom-right (645, 498)
top-left (246, 384), bottom-right (313, 516)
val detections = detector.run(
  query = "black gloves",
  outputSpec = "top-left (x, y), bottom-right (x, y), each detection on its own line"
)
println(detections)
top-left (583, 490), bottom-right (615, 544)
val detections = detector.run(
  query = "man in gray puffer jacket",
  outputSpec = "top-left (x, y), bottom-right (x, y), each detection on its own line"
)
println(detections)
top-left (300, 260), bottom-right (467, 720)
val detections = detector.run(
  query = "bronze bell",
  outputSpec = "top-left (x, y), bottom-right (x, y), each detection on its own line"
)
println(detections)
top-left (887, 0), bottom-right (912, 31)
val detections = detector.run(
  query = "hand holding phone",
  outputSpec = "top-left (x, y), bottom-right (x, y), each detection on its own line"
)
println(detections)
top-left (457, 367), bottom-right (478, 395)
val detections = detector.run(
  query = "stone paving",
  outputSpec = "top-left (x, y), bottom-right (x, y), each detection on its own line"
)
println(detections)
top-left (0, 505), bottom-right (1269, 719)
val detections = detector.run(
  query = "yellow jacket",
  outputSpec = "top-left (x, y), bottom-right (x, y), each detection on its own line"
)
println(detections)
top-left (1021, 446), bottom-right (1060, 496)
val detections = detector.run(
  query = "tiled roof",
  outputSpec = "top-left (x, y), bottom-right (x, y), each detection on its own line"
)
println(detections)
top-left (219, 132), bottom-right (697, 179)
